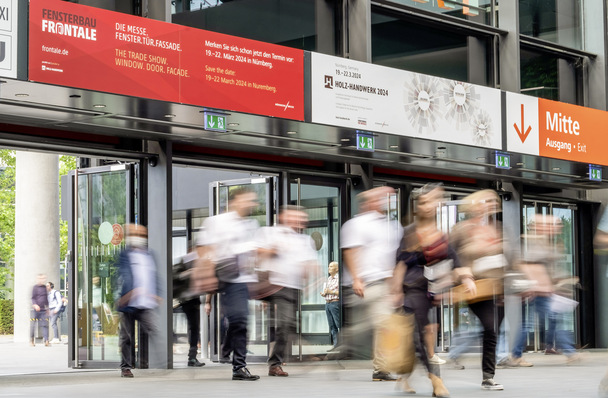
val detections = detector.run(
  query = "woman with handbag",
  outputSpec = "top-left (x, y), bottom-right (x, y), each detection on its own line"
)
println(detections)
top-left (392, 183), bottom-right (453, 398)
top-left (450, 189), bottom-right (506, 391)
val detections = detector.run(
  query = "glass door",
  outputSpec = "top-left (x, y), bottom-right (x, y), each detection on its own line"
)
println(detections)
top-left (68, 164), bottom-right (135, 368)
top-left (521, 201), bottom-right (578, 352)
top-left (289, 177), bottom-right (343, 358)
top-left (208, 176), bottom-right (278, 362)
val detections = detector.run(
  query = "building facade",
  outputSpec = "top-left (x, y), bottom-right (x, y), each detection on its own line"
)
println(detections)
top-left (2, 0), bottom-right (608, 368)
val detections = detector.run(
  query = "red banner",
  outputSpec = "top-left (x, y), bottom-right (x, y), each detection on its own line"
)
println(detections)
top-left (28, 0), bottom-right (304, 121)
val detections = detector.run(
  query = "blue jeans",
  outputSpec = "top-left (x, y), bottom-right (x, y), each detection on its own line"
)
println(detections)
top-left (325, 301), bottom-right (340, 346)
top-left (512, 296), bottom-right (574, 357)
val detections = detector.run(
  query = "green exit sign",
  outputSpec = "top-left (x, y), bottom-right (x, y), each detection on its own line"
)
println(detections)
top-left (204, 112), bottom-right (226, 132)
top-left (495, 152), bottom-right (510, 169)
top-left (590, 165), bottom-right (602, 181)
top-left (356, 133), bottom-right (374, 152)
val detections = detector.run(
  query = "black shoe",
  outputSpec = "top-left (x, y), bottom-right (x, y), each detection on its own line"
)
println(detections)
top-left (372, 371), bottom-right (397, 381)
top-left (121, 368), bottom-right (134, 378)
top-left (188, 358), bottom-right (206, 367)
top-left (232, 367), bottom-right (260, 381)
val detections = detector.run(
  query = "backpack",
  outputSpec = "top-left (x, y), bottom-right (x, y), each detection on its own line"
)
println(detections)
top-left (55, 290), bottom-right (67, 316)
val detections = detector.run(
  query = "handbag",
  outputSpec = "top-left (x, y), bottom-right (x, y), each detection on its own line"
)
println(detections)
top-left (215, 257), bottom-right (240, 282)
top-left (424, 259), bottom-right (454, 294)
top-left (451, 278), bottom-right (503, 303)
top-left (471, 254), bottom-right (507, 279)
top-left (377, 310), bottom-right (415, 375)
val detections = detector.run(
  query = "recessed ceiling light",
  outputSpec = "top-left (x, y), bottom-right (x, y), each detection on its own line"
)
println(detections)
top-left (286, 131), bottom-right (297, 135)
top-left (476, 157), bottom-right (486, 161)
top-left (552, 167), bottom-right (561, 171)
top-left (69, 94), bottom-right (81, 98)
top-left (93, 104), bottom-right (106, 108)
top-left (228, 122), bottom-right (239, 127)
top-left (15, 93), bottom-right (29, 97)
top-left (164, 114), bottom-right (176, 118)
top-left (341, 138), bottom-right (350, 142)
top-left (390, 145), bottom-right (399, 149)
top-left (516, 162), bottom-right (524, 166)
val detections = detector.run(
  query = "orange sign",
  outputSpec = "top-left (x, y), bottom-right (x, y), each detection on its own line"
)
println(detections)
top-left (538, 98), bottom-right (608, 165)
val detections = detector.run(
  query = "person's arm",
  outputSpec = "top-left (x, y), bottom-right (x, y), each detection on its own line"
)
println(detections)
top-left (343, 247), bottom-right (364, 297)
top-left (32, 287), bottom-right (40, 312)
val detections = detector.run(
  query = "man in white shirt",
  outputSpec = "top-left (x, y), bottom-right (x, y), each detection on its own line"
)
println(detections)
top-left (256, 206), bottom-right (317, 377)
top-left (197, 187), bottom-right (260, 381)
top-left (340, 186), bottom-right (403, 381)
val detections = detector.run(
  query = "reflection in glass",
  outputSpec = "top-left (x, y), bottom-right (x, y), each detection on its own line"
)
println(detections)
top-left (519, 0), bottom-right (583, 50)
top-left (382, 0), bottom-right (495, 26)
top-left (77, 171), bottom-right (128, 362)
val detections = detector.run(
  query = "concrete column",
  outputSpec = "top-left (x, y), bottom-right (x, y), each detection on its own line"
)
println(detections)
top-left (146, 141), bottom-right (172, 368)
top-left (498, 1), bottom-right (520, 93)
top-left (13, 152), bottom-right (59, 343)
top-left (583, 1), bottom-right (607, 110)
top-left (348, 0), bottom-right (371, 62)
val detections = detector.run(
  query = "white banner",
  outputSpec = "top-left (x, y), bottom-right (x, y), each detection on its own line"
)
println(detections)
top-left (505, 92), bottom-right (539, 156)
top-left (0, 0), bottom-right (18, 78)
top-left (311, 53), bottom-right (502, 149)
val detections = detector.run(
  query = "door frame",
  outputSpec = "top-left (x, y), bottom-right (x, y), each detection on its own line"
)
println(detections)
top-left (67, 164), bottom-right (137, 368)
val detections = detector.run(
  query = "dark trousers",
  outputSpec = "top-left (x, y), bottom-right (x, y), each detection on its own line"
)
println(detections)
top-left (266, 287), bottom-right (297, 367)
top-left (181, 298), bottom-right (201, 360)
top-left (30, 310), bottom-right (48, 342)
top-left (325, 301), bottom-right (340, 346)
top-left (403, 291), bottom-right (437, 376)
top-left (220, 282), bottom-right (250, 371)
top-left (119, 308), bottom-right (157, 370)
top-left (468, 299), bottom-right (504, 380)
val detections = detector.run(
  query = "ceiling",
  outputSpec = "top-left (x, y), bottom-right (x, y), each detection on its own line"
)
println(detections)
top-left (0, 77), bottom-right (604, 191)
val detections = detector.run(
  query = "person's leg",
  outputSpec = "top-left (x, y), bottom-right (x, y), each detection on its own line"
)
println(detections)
top-left (326, 301), bottom-right (340, 346)
top-left (468, 299), bottom-right (500, 381)
top-left (30, 310), bottom-right (37, 343)
top-left (41, 311), bottom-right (49, 343)
top-left (368, 283), bottom-right (392, 374)
top-left (405, 292), bottom-right (436, 375)
top-left (119, 311), bottom-right (136, 370)
top-left (221, 283), bottom-right (250, 371)
top-left (182, 299), bottom-right (201, 360)
top-left (50, 312), bottom-right (59, 341)
top-left (268, 288), bottom-right (297, 368)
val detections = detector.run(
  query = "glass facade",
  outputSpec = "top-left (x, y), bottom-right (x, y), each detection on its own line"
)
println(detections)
top-left (383, 0), bottom-right (496, 26)
top-left (172, 0), bottom-right (320, 51)
top-left (520, 46), bottom-right (582, 104)
top-left (371, 9), bottom-right (491, 84)
top-left (519, 0), bottom-right (583, 50)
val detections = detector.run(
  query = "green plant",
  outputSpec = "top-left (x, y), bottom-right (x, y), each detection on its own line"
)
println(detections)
top-left (0, 299), bottom-right (14, 334)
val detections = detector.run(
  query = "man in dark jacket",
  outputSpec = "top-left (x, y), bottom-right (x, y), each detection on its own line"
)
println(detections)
top-left (117, 224), bottom-right (160, 378)
top-left (30, 274), bottom-right (49, 346)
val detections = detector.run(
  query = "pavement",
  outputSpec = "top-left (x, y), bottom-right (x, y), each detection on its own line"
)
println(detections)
top-left (0, 334), bottom-right (607, 398)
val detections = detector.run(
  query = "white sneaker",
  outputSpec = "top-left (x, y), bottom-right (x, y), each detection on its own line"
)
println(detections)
top-left (51, 338), bottom-right (61, 344)
top-left (428, 354), bottom-right (446, 365)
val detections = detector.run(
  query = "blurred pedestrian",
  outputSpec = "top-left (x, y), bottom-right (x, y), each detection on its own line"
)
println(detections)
top-left (339, 186), bottom-right (403, 381)
top-left (30, 274), bottom-right (49, 347)
top-left (321, 261), bottom-right (340, 349)
top-left (450, 189), bottom-right (506, 391)
top-left (197, 187), bottom-right (260, 381)
top-left (46, 281), bottom-right (64, 343)
top-left (117, 224), bottom-right (160, 378)
top-left (507, 214), bottom-right (579, 367)
top-left (392, 183), bottom-right (451, 397)
top-left (173, 249), bottom-right (205, 367)
top-left (255, 205), bottom-right (318, 377)
top-left (595, 208), bottom-right (608, 398)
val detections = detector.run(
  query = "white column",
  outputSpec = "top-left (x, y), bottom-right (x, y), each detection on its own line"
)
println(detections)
top-left (13, 152), bottom-right (59, 343)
